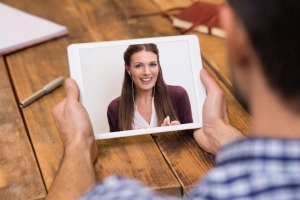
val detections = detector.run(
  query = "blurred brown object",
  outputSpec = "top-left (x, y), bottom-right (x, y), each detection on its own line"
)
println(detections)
top-left (130, 1), bottom-right (226, 38)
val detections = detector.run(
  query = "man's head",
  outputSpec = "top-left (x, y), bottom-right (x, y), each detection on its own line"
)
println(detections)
top-left (221, 0), bottom-right (300, 113)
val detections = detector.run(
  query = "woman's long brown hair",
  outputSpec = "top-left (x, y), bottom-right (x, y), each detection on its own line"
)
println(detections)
top-left (119, 43), bottom-right (179, 131)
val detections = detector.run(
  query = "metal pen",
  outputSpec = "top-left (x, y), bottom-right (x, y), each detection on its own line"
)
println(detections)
top-left (20, 77), bottom-right (64, 108)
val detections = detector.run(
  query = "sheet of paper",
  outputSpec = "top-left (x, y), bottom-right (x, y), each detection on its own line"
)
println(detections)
top-left (0, 2), bottom-right (68, 55)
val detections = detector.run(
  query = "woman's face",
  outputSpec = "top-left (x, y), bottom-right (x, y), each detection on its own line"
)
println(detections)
top-left (127, 50), bottom-right (159, 93)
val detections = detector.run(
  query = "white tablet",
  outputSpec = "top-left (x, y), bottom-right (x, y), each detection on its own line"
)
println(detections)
top-left (67, 35), bottom-right (206, 140)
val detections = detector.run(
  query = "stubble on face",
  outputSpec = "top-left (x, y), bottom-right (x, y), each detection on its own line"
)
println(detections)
top-left (230, 68), bottom-right (250, 113)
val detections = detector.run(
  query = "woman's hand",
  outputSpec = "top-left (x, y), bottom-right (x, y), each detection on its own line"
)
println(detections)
top-left (161, 116), bottom-right (180, 126)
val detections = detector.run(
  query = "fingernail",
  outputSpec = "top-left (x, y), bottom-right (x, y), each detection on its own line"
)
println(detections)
top-left (65, 79), bottom-right (73, 88)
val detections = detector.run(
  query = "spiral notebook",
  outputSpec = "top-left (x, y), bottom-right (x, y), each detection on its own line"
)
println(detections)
top-left (0, 2), bottom-right (68, 56)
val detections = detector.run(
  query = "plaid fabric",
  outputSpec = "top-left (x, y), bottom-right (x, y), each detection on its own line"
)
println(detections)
top-left (80, 138), bottom-right (300, 200)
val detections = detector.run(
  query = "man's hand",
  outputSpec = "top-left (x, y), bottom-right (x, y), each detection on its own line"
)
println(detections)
top-left (52, 78), bottom-right (98, 163)
top-left (47, 78), bottom-right (99, 200)
top-left (193, 69), bottom-right (245, 155)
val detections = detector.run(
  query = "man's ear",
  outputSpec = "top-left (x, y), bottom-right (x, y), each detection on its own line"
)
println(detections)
top-left (220, 5), bottom-right (251, 68)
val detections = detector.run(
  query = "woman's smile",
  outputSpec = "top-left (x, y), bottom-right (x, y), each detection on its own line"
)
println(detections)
top-left (140, 77), bottom-right (152, 83)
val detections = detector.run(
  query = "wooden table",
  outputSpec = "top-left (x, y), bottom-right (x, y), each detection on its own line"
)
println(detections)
top-left (0, 0), bottom-right (250, 199)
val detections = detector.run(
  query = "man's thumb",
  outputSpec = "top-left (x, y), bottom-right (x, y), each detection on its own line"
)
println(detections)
top-left (65, 78), bottom-right (80, 102)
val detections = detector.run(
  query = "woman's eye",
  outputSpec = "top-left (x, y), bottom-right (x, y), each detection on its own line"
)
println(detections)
top-left (150, 63), bottom-right (157, 67)
top-left (135, 64), bottom-right (142, 68)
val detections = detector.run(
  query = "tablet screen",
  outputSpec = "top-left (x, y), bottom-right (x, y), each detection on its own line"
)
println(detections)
top-left (68, 35), bottom-right (205, 139)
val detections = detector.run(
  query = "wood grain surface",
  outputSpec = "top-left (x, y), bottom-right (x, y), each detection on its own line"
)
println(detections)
top-left (2, 0), bottom-right (181, 196)
top-left (116, 0), bottom-right (251, 193)
top-left (1, 0), bottom-right (251, 198)
top-left (2, 0), bottom-right (98, 191)
top-left (0, 58), bottom-right (46, 199)
top-left (96, 135), bottom-right (181, 196)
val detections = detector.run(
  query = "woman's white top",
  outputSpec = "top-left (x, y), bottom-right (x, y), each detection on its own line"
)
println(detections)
top-left (132, 98), bottom-right (158, 129)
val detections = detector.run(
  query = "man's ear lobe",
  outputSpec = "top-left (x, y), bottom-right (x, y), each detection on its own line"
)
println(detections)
top-left (219, 5), bottom-right (235, 43)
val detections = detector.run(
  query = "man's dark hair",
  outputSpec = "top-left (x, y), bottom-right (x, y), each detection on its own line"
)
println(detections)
top-left (228, 0), bottom-right (300, 112)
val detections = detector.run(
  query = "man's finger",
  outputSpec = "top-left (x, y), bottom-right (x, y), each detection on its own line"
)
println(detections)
top-left (65, 78), bottom-right (80, 103)
top-left (200, 69), bottom-right (221, 93)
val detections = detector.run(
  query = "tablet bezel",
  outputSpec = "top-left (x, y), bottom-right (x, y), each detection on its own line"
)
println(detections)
top-left (67, 35), bottom-right (205, 139)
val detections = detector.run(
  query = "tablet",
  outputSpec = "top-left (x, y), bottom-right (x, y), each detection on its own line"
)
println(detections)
top-left (67, 35), bottom-right (206, 140)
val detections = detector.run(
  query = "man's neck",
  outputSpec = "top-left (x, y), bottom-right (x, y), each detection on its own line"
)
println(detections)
top-left (251, 71), bottom-right (300, 139)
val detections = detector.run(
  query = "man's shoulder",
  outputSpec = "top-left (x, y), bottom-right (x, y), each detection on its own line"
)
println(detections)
top-left (79, 176), bottom-right (172, 200)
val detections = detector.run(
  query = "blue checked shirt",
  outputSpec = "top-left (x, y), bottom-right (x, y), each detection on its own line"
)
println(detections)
top-left (80, 138), bottom-right (300, 199)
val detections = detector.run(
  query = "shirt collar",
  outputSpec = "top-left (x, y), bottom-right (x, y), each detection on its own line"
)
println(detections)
top-left (132, 97), bottom-right (158, 129)
top-left (217, 138), bottom-right (300, 166)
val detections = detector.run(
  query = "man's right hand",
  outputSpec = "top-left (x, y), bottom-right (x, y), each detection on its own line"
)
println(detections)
top-left (193, 69), bottom-right (245, 155)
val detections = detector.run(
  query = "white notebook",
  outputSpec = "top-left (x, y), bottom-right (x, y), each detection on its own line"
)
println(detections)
top-left (0, 3), bottom-right (68, 55)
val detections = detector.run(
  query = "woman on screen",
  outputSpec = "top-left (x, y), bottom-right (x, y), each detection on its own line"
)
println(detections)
top-left (107, 43), bottom-right (192, 132)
